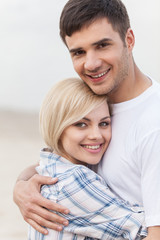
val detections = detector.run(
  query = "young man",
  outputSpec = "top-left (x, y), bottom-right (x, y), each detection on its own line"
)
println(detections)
top-left (14, 0), bottom-right (160, 239)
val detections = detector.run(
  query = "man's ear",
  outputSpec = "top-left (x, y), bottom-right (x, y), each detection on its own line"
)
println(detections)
top-left (125, 28), bottom-right (135, 51)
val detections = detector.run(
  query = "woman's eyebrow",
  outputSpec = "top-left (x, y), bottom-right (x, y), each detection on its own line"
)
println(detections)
top-left (100, 116), bottom-right (111, 121)
top-left (83, 116), bottom-right (110, 122)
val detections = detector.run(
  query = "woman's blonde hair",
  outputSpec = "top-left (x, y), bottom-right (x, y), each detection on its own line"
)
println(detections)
top-left (40, 78), bottom-right (108, 156)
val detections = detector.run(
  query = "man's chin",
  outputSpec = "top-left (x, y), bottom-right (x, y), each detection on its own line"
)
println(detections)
top-left (89, 86), bottom-right (110, 96)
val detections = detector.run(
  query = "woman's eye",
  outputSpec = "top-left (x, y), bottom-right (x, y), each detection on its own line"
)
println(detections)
top-left (74, 122), bottom-right (86, 128)
top-left (99, 121), bottom-right (110, 127)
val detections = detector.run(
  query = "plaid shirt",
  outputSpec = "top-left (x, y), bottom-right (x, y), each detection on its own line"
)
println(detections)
top-left (28, 150), bottom-right (147, 240)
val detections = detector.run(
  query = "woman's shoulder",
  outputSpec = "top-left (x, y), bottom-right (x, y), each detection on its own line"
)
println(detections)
top-left (37, 149), bottom-right (107, 197)
top-left (36, 149), bottom-right (62, 178)
top-left (37, 149), bottom-right (102, 181)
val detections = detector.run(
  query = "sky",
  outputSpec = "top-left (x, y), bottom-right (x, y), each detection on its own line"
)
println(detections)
top-left (0, 0), bottom-right (160, 112)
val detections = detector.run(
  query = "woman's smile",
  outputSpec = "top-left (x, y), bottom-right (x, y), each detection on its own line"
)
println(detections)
top-left (60, 101), bottom-right (111, 165)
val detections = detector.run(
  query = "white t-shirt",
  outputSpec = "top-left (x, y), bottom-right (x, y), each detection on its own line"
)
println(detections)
top-left (98, 78), bottom-right (160, 227)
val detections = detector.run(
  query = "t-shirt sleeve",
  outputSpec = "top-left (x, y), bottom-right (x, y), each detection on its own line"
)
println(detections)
top-left (135, 129), bottom-right (160, 227)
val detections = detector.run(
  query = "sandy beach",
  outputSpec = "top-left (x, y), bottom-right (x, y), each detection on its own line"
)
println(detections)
top-left (0, 110), bottom-right (43, 240)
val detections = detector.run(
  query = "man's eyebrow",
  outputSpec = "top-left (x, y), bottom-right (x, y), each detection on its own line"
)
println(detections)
top-left (69, 38), bottom-right (112, 53)
top-left (83, 116), bottom-right (110, 122)
top-left (92, 38), bottom-right (113, 46)
top-left (69, 47), bottom-right (83, 54)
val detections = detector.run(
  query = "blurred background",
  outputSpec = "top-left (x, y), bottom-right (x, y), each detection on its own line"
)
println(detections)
top-left (0, 0), bottom-right (160, 239)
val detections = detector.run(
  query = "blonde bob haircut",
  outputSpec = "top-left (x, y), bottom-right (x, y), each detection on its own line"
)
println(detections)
top-left (40, 78), bottom-right (108, 156)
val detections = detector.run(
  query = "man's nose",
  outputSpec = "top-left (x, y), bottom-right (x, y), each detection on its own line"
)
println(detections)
top-left (84, 52), bottom-right (102, 72)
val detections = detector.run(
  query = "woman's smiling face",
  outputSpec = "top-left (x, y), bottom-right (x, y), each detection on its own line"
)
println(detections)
top-left (60, 101), bottom-right (111, 165)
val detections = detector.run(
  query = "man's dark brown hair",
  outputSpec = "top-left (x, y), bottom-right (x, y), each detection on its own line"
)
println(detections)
top-left (60, 0), bottom-right (130, 45)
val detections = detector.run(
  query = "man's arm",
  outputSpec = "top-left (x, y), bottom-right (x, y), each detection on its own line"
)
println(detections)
top-left (13, 165), bottom-right (69, 235)
top-left (34, 164), bottom-right (146, 239)
top-left (15, 163), bottom-right (38, 181)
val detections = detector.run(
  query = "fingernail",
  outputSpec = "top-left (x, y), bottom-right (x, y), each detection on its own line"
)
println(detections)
top-left (63, 221), bottom-right (68, 226)
top-left (44, 230), bottom-right (48, 235)
top-left (63, 209), bottom-right (69, 214)
top-left (57, 226), bottom-right (63, 231)
top-left (51, 177), bottom-right (57, 181)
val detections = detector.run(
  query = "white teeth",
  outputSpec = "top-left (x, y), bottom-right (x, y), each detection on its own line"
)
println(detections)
top-left (92, 70), bottom-right (109, 79)
top-left (83, 145), bottom-right (100, 150)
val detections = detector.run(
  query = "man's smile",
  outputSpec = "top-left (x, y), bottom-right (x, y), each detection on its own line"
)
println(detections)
top-left (88, 69), bottom-right (111, 79)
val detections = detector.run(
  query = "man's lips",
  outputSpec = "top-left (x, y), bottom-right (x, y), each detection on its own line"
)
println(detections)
top-left (86, 68), bottom-right (111, 80)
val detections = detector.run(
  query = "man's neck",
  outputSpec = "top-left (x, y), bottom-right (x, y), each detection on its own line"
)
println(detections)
top-left (108, 64), bottom-right (152, 104)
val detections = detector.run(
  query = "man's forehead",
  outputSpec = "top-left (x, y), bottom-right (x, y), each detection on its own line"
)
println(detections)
top-left (65, 18), bottom-right (118, 50)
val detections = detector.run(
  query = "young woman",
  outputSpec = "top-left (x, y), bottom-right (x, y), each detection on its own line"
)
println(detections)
top-left (28, 78), bottom-right (147, 240)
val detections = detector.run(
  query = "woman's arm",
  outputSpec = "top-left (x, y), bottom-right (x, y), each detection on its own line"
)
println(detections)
top-left (13, 165), bottom-right (69, 235)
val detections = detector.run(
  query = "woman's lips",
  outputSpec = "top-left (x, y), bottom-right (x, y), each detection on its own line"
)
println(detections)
top-left (81, 143), bottom-right (103, 153)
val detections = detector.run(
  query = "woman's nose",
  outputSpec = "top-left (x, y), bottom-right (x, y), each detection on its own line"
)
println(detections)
top-left (88, 126), bottom-right (102, 140)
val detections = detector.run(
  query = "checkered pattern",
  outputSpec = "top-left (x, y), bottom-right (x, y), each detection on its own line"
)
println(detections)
top-left (28, 150), bottom-right (147, 240)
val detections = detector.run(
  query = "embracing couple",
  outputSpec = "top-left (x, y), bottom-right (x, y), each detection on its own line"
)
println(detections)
top-left (14, 0), bottom-right (160, 239)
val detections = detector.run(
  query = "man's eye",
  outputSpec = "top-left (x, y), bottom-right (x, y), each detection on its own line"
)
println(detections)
top-left (74, 122), bottom-right (86, 128)
top-left (98, 42), bottom-right (109, 49)
top-left (74, 50), bottom-right (85, 56)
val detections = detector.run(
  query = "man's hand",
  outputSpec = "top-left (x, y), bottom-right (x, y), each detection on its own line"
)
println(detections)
top-left (13, 174), bottom-right (69, 235)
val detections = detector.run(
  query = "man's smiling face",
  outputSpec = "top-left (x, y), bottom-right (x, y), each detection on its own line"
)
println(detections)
top-left (65, 17), bottom-right (131, 99)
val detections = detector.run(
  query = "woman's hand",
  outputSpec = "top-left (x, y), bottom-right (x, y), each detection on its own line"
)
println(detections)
top-left (13, 174), bottom-right (69, 235)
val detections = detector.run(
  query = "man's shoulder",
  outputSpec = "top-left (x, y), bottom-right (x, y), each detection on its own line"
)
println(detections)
top-left (139, 79), bottom-right (160, 119)
top-left (150, 78), bottom-right (160, 97)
